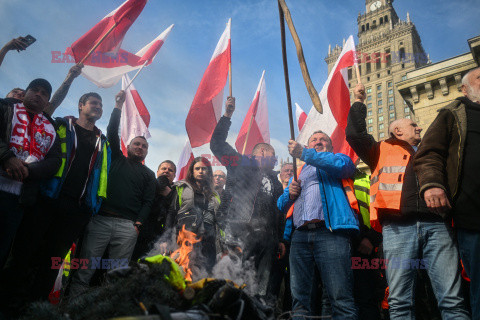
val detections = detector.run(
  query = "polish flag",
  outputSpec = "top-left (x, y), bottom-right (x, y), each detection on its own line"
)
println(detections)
top-left (175, 139), bottom-right (195, 182)
top-left (185, 19), bottom-right (231, 148)
top-left (120, 74), bottom-right (151, 156)
top-left (67, 0), bottom-right (147, 63)
top-left (78, 24), bottom-right (174, 88)
top-left (235, 70), bottom-right (269, 155)
top-left (297, 35), bottom-right (358, 162)
top-left (295, 103), bottom-right (307, 131)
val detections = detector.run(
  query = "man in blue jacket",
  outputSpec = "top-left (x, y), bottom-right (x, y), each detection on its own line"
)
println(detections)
top-left (277, 131), bottom-right (359, 320)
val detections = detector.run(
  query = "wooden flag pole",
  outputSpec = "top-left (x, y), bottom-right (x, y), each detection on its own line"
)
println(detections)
top-left (241, 115), bottom-right (255, 155)
top-left (278, 0), bottom-right (297, 181)
top-left (229, 19), bottom-right (232, 97)
top-left (355, 63), bottom-right (362, 84)
top-left (79, 22), bottom-right (119, 64)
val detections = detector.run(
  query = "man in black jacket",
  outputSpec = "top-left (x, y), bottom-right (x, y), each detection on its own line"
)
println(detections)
top-left (0, 79), bottom-right (61, 268)
top-left (210, 97), bottom-right (284, 300)
top-left (346, 83), bottom-right (469, 319)
top-left (69, 91), bottom-right (157, 297)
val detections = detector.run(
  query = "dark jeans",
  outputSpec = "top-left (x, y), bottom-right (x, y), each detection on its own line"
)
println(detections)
top-left (353, 255), bottom-right (382, 320)
top-left (0, 195), bottom-right (91, 312)
top-left (457, 227), bottom-right (480, 319)
top-left (0, 191), bottom-right (23, 268)
top-left (289, 227), bottom-right (357, 320)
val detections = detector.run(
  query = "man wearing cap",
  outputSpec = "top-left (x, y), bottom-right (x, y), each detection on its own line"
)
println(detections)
top-left (0, 79), bottom-right (61, 268)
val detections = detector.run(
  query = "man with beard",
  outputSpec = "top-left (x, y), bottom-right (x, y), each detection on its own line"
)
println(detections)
top-left (69, 91), bottom-right (156, 297)
top-left (210, 97), bottom-right (284, 301)
top-left (415, 66), bottom-right (480, 318)
top-left (132, 160), bottom-right (177, 260)
top-left (213, 170), bottom-right (226, 196)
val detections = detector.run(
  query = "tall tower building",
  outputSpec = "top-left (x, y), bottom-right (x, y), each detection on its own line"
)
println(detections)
top-left (326, 0), bottom-right (428, 140)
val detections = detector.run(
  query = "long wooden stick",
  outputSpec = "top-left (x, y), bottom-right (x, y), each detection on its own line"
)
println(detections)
top-left (278, 0), bottom-right (297, 181)
top-left (278, 0), bottom-right (323, 114)
top-left (229, 63), bottom-right (232, 97)
top-left (241, 115), bottom-right (254, 155)
top-left (79, 22), bottom-right (119, 64)
top-left (124, 61), bottom-right (148, 91)
top-left (355, 63), bottom-right (361, 84)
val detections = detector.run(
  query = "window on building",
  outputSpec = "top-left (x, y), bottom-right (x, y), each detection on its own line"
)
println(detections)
top-left (348, 68), bottom-right (352, 80)
top-left (388, 82), bottom-right (393, 88)
top-left (368, 118), bottom-right (373, 124)
top-left (380, 17), bottom-right (383, 25)
top-left (403, 100), bottom-right (407, 105)
top-left (405, 115), bottom-right (411, 119)
top-left (386, 49), bottom-right (391, 67)
top-left (377, 84), bottom-right (382, 91)
top-left (379, 123), bottom-right (384, 130)
top-left (362, 25), bottom-right (365, 32)
top-left (389, 105), bottom-right (394, 110)
top-left (379, 132), bottom-right (385, 139)
top-left (366, 58), bottom-right (371, 74)
top-left (368, 126), bottom-right (373, 132)
top-left (404, 107), bottom-right (410, 114)
top-left (401, 63), bottom-right (405, 69)
top-left (378, 92), bottom-right (382, 98)
top-left (400, 48), bottom-right (406, 61)
top-left (389, 97), bottom-right (394, 103)
top-left (366, 23), bottom-right (370, 30)
top-left (378, 100), bottom-right (383, 106)
top-left (387, 70), bottom-right (391, 75)
top-left (378, 107), bottom-right (383, 113)
top-left (368, 110), bottom-right (373, 116)
top-left (377, 73), bottom-right (381, 78)
top-left (376, 53), bottom-right (381, 70)
top-left (367, 96), bottom-right (372, 101)
top-left (366, 87), bottom-right (372, 94)
top-left (402, 75), bottom-right (407, 81)
top-left (367, 103), bottom-right (372, 109)
top-left (385, 15), bottom-right (389, 23)
top-left (388, 89), bottom-right (393, 95)
top-left (379, 116), bottom-right (384, 122)
top-left (390, 112), bottom-right (395, 119)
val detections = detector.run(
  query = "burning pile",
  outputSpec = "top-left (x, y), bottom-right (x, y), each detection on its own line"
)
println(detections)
top-left (169, 225), bottom-right (201, 282)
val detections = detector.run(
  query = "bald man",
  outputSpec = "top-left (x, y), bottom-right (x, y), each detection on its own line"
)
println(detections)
top-left (415, 66), bottom-right (480, 318)
top-left (345, 83), bottom-right (469, 319)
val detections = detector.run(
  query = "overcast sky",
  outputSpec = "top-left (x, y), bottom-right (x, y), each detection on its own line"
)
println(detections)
top-left (1, 0), bottom-right (479, 172)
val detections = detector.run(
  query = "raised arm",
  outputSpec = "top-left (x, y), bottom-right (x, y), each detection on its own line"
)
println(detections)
top-left (46, 64), bottom-right (83, 116)
top-left (0, 37), bottom-right (28, 67)
top-left (210, 97), bottom-right (241, 169)
top-left (106, 91), bottom-right (126, 159)
top-left (345, 83), bottom-right (380, 169)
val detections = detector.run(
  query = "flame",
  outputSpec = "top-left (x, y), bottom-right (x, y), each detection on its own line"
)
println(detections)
top-left (170, 225), bottom-right (201, 282)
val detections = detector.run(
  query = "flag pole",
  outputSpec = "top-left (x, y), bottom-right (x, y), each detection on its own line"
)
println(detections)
top-left (124, 61), bottom-right (149, 91)
top-left (79, 22), bottom-right (119, 64)
top-left (278, 0), bottom-right (297, 181)
top-left (355, 63), bottom-right (361, 84)
top-left (241, 115), bottom-right (255, 155)
top-left (228, 19), bottom-right (232, 97)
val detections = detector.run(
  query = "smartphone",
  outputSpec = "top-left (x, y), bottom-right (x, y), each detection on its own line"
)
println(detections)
top-left (22, 35), bottom-right (36, 47)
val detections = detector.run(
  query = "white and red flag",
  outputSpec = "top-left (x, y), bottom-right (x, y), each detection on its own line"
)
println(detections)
top-left (67, 0), bottom-right (147, 63)
top-left (297, 35), bottom-right (358, 162)
top-left (235, 70), bottom-right (269, 155)
top-left (120, 74), bottom-right (151, 156)
top-left (175, 139), bottom-right (195, 182)
top-left (295, 103), bottom-right (307, 131)
top-left (77, 24), bottom-right (174, 87)
top-left (185, 19), bottom-right (231, 148)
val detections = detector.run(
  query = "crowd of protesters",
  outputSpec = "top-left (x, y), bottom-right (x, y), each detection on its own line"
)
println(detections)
top-left (1, 36), bottom-right (480, 320)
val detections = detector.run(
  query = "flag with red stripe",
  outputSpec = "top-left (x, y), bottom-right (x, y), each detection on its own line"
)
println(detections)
top-left (67, 0), bottom-right (147, 63)
top-left (175, 139), bottom-right (194, 182)
top-left (295, 103), bottom-right (307, 131)
top-left (77, 24), bottom-right (173, 88)
top-left (235, 70), bottom-right (269, 155)
top-left (120, 74), bottom-right (150, 156)
top-left (297, 35), bottom-right (358, 162)
top-left (185, 19), bottom-right (231, 148)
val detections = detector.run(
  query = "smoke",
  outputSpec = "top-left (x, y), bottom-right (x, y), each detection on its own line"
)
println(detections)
top-left (212, 254), bottom-right (258, 296)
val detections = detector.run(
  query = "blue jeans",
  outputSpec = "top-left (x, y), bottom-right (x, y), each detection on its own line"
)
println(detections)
top-left (457, 228), bottom-right (480, 319)
top-left (289, 227), bottom-right (357, 320)
top-left (382, 221), bottom-right (470, 319)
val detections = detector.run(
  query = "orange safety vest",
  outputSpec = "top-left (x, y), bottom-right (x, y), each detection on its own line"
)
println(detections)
top-left (370, 142), bottom-right (410, 232)
top-left (286, 164), bottom-right (359, 219)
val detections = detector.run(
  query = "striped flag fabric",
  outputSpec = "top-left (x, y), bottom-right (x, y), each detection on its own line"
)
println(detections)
top-left (297, 35), bottom-right (358, 162)
top-left (235, 70), bottom-right (269, 155)
top-left (78, 24), bottom-right (174, 88)
top-left (295, 103), bottom-right (307, 131)
top-left (185, 19), bottom-right (231, 148)
top-left (120, 74), bottom-right (151, 156)
top-left (175, 139), bottom-right (194, 182)
top-left (67, 0), bottom-right (147, 63)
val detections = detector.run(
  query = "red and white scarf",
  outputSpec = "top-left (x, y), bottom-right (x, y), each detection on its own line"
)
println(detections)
top-left (9, 103), bottom-right (56, 163)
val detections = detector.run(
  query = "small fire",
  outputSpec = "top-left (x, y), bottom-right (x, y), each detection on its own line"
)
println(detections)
top-left (170, 225), bottom-right (201, 282)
